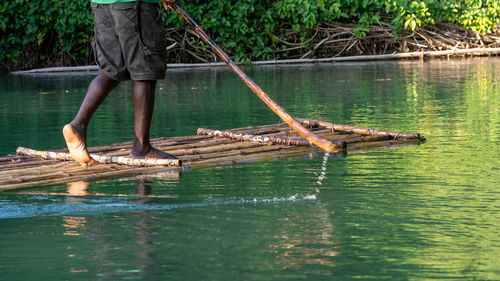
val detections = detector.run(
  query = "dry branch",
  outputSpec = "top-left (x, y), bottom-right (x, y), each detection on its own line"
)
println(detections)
top-left (16, 147), bottom-right (182, 167)
top-left (163, 20), bottom-right (499, 64)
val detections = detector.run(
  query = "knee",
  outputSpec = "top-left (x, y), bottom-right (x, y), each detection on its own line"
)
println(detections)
top-left (134, 80), bottom-right (157, 90)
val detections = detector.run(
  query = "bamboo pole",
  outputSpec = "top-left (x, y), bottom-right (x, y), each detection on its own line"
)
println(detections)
top-left (16, 147), bottom-right (182, 167)
top-left (101, 138), bottom-right (239, 157)
top-left (85, 135), bottom-right (210, 154)
top-left (316, 132), bottom-right (390, 143)
top-left (0, 162), bottom-right (152, 188)
top-left (0, 159), bottom-right (60, 171)
top-left (296, 118), bottom-right (421, 139)
top-left (170, 141), bottom-right (264, 157)
top-left (347, 138), bottom-right (421, 150)
top-left (0, 166), bottom-right (166, 191)
top-left (190, 146), bottom-right (310, 168)
top-left (197, 128), bottom-right (347, 150)
top-left (0, 162), bottom-right (75, 177)
top-left (198, 128), bottom-right (313, 147)
top-left (169, 4), bottom-right (339, 153)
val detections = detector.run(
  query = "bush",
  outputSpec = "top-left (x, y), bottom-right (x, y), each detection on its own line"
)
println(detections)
top-left (0, 0), bottom-right (94, 70)
top-left (1, 0), bottom-right (498, 70)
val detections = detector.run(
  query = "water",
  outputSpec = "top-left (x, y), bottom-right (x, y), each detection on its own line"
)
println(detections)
top-left (0, 58), bottom-right (499, 280)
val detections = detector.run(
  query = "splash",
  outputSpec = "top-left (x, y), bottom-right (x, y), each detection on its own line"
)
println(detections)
top-left (316, 152), bottom-right (330, 185)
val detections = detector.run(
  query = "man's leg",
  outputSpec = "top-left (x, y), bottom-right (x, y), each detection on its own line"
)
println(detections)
top-left (130, 80), bottom-right (175, 159)
top-left (63, 73), bottom-right (119, 166)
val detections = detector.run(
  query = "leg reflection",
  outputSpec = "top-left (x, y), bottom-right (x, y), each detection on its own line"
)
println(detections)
top-left (134, 177), bottom-right (152, 197)
top-left (67, 181), bottom-right (90, 196)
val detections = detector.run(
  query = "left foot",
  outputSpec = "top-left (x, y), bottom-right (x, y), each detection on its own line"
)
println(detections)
top-left (130, 146), bottom-right (177, 160)
top-left (63, 124), bottom-right (97, 166)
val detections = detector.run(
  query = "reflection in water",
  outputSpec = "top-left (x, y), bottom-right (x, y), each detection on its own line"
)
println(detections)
top-left (134, 178), bottom-right (152, 197)
top-left (54, 164), bottom-right (339, 279)
top-left (67, 181), bottom-right (90, 196)
top-left (57, 199), bottom-right (339, 279)
top-left (62, 176), bottom-right (157, 279)
top-left (63, 216), bottom-right (87, 236)
top-left (268, 203), bottom-right (339, 270)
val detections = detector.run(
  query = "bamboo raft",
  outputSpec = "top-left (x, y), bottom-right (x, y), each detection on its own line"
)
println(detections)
top-left (0, 118), bottom-right (424, 191)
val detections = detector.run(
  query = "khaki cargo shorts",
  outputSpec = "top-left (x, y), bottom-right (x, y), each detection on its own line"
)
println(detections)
top-left (91, 2), bottom-right (167, 81)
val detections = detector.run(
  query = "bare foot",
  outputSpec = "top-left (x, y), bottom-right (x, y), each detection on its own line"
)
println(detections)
top-left (63, 124), bottom-right (96, 166)
top-left (130, 147), bottom-right (177, 160)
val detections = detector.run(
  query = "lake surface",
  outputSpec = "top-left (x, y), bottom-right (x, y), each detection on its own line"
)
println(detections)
top-left (0, 58), bottom-right (499, 280)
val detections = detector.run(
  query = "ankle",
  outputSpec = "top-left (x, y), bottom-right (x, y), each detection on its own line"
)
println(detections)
top-left (69, 121), bottom-right (87, 132)
top-left (131, 140), bottom-right (151, 156)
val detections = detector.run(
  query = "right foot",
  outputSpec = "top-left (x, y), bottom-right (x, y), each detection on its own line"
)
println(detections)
top-left (130, 146), bottom-right (177, 160)
top-left (63, 124), bottom-right (96, 166)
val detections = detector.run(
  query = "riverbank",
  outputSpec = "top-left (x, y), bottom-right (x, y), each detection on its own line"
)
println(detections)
top-left (3, 20), bottom-right (499, 74)
top-left (11, 47), bottom-right (500, 75)
top-left (2, 0), bottom-right (499, 72)
top-left (164, 22), bottom-right (500, 64)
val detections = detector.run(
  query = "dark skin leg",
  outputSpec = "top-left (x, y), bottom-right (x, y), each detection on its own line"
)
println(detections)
top-left (63, 73), bottom-right (119, 166)
top-left (64, 74), bottom-right (174, 165)
top-left (130, 80), bottom-right (176, 159)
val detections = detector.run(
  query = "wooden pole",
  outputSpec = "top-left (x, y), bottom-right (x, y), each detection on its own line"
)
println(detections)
top-left (198, 128), bottom-right (312, 147)
top-left (296, 118), bottom-right (421, 139)
top-left (197, 128), bottom-right (347, 150)
top-left (168, 4), bottom-right (339, 153)
top-left (16, 147), bottom-right (182, 167)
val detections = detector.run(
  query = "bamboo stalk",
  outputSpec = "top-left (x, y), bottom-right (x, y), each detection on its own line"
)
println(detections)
top-left (190, 146), bottom-right (311, 168)
top-left (101, 138), bottom-right (239, 157)
top-left (0, 162), bottom-right (173, 188)
top-left (347, 138), bottom-right (421, 150)
top-left (197, 128), bottom-right (347, 149)
top-left (0, 161), bottom-right (73, 177)
top-left (0, 155), bottom-right (25, 162)
top-left (17, 171), bottom-right (69, 182)
top-left (0, 176), bottom-right (22, 185)
top-left (0, 163), bottom-right (119, 185)
top-left (168, 142), bottom-right (264, 158)
top-left (16, 147), bottom-right (182, 167)
top-left (86, 135), bottom-right (210, 154)
top-left (197, 128), bottom-right (314, 147)
top-left (296, 118), bottom-right (421, 139)
top-left (197, 128), bottom-right (346, 149)
top-left (317, 132), bottom-right (390, 143)
top-left (0, 159), bottom-right (60, 171)
top-left (231, 126), bottom-right (290, 136)
top-left (0, 166), bottom-right (169, 191)
top-left (170, 4), bottom-right (338, 153)
top-left (184, 144), bottom-right (284, 161)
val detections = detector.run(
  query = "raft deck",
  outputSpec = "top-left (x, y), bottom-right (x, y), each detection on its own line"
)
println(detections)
top-left (0, 118), bottom-right (425, 191)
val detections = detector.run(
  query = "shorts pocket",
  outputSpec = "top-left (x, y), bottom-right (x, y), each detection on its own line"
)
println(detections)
top-left (140, 42), bottom-right (167, 74)
top-left (91, 38), bottom-right (100, 66)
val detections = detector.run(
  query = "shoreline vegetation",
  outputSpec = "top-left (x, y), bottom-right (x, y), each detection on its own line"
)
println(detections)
top-left (11, 48), bottom-right (500, 74)
top-left (1, 0), bottom-right (499, 72)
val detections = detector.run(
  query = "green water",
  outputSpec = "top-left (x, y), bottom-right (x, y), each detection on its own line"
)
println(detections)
top-left (0, 58), bottom-right (499, 280)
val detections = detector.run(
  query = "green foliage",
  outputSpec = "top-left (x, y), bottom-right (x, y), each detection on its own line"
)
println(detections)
top-left (437, 0), bottom-right (500, 33)
top-left (0, 0), bottom-right (499, 70)
top-left (0, 0), bottom-right (94, 69)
